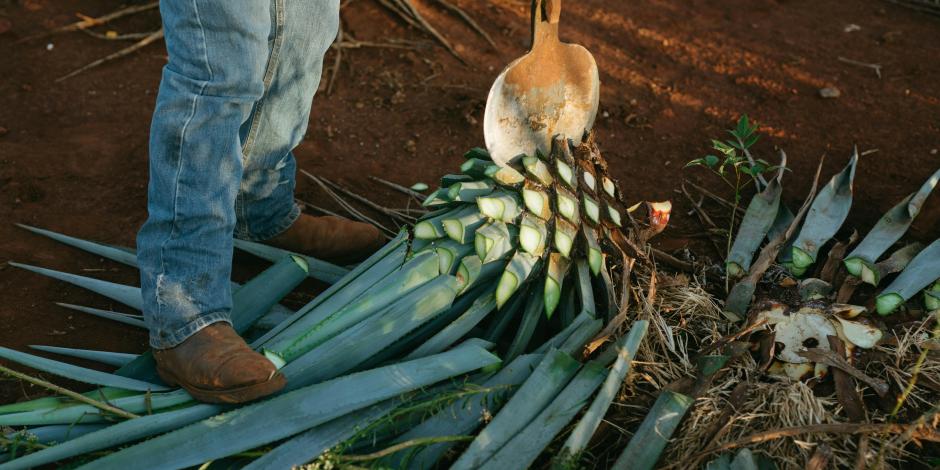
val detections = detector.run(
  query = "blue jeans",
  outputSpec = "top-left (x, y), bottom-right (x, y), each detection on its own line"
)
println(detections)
top-left (137, 0), bottom-right (340, 348)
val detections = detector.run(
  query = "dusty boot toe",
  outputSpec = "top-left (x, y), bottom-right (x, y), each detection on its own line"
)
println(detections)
top-left (154, 323), bottom-right (286, 404)
top-left (215, 351), bottom-right (279, 388)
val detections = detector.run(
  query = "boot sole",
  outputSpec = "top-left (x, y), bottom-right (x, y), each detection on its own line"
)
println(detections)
top-left (156, 366), bottom-right (287, 404)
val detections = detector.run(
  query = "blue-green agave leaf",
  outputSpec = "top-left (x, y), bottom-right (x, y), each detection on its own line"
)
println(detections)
top-left (75, 346), bottom-right (499, 470)
top-left (845, 167), bottom-right (940, 278)
top-left (0, 347), bottom-right (168, 392)
top-left (29, 345), bottom-right (137, 367)
top-left (790, 150), bottom-right (858, 271)
top-left (876, 239), bottom-right (940, 315)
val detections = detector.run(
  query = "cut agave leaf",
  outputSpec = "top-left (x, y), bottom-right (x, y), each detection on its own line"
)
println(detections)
top-left (534, 312), bottom-right (592, 355)
top-left (265, 251), bottom-right (442, 365)
top-left (611, 390), bottom-right (695, 470)
top-left (554, 218), bottom-right (578, 258)
top-left (582, 194), bottom-right (601, 224)
top-left (0, 346), bottom-right (169, 392)
top-left (441, 173), bottom-right (473, 187)
top-left (461, 157), bottom-right (493, 179)
top-left (583, 226), bottom-right (604, 275)
top-left (377, 354), bottom-right (543, 469)
top-left (414, 205), bottom-right (475, 239)
top-left (448, 180), bottom-right (495, 202)
top-left (485, 164), bottom-right (525, 187)
top-left (790, 150), bottom-right (858, 272)
top-left (523, 155), bottom-right (554, 186)
top-left (484, 283), bottom-right (530, 342)
top-left (4, 424), bottom-right (109, 446)
top-left (475, 221), bottom-right (516, 263)
top-left (522, 184), bottom-right (552, 220)
top-left (434, 239), bottom-right (475, 275)
top-left (15, 224), bottom-right (138, 268)
top-left (925, 280), bottom-right (940, 311)
top-left (602, 177), bottom-right (616, 198)
top-left (421, 187), bottom-right (453, 208)
top-left (76, 346), bottom-right (500, 470)
top-left (1, 403), bottom-right (225, 470)
top-left (463, 147), bottom-right (492, 161)
top-left (845, 167), bottom-right (940, 278)
top-left (560, 321), bottom-right (649, 459)
top-left (605, 202), bottom-right (623, 227)
top-left (0, 390), bottom-right (139, 421)
top-left (455, 255), bottom-right (506, 294)
top-left (0, 390), bottom-right (190, 426)
top-left (575, 260), bottom-right (596, 316)
top-left (29, 345), bottom-right (137, 368)
top-left (279, 275), bottom-right (460, 388)
top-left (557, 317), bottom-right (603, 357)
top-left (477, 190), bottom-right (522, 222)
top-left (726, 175), bottom-right (783, 278)
top-left (479, 361), bottom-right (607, 470)
top-left (556, 159), bottom-right (576, 189)
top-left (233, 238), bottom-right (348, 284)
top-left (544, 253), bottom-right (571, 317)
top-left (242, 399), bottom-right (400, 470)
top-left (56, 303), bottom-right (146, 329)
top-left (519, 214), bottom-right (548, 256)
top-left (495, 251), bottom-right (540, 308)
top-left (556, 187), bottom-right (580, 224)
top-left (405, 290), bottom-right (498, 359)
top-left (876, 239), bottom-right (940, 315)
top-left (580, 166), bottom-right (598, 192)
top-left (8, 262), bottom-right (142, 310)
top-left (451, 349), bottom-right (581, 470)
top-left (857, 241), bottom-right (924, 286)
top-left (505, 289), bottom-right (546, 361)
top-left (443, 209), bottom-right (487, 244)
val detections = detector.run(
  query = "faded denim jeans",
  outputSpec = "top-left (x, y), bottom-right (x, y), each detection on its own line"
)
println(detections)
top-left (137, 0), bottom-right (340, 348)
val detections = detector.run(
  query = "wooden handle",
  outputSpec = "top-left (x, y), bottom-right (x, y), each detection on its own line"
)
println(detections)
top-left (531, 0), bottom-right (561, 48)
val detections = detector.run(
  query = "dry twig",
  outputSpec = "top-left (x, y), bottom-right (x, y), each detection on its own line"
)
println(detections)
top-left (56, 28), bottom-right (164, 82)
top-left (17, 1), bottom-right (159, 43)
top-left (0, 364), bottom-right (139, 420)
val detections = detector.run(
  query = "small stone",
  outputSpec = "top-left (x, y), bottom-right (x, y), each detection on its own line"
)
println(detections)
top-left (0, 126), bottom-right (7, 137)
top-left (818, 87), bottom-right (841, 99)
top-left (0, 18), bottom-right (12, 35)
top-left (931, 148), bottom-right (938, 155)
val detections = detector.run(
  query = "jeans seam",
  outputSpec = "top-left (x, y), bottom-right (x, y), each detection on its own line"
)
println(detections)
top-left (151, 311), bottom-right (231, 349)
top-left (240, 0), bottom-right (285, 163)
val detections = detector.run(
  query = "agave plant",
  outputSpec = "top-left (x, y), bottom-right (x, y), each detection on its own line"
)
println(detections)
top-left (0, 134), bottom-right (669, 469)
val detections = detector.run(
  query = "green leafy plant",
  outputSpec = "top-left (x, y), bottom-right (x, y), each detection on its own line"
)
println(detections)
top-left (686, 115), bottom-right (782, 278)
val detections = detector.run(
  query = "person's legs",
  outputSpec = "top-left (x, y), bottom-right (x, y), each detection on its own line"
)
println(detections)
top-left (137, 0), bottom-right (285, 402)
top-left (138, 0), bottom-right (269, 349)
top-left (232, 0), bottom-right (384, 262)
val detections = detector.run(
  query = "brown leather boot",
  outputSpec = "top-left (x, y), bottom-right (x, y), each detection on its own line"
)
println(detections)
top-left (154, 323), bottom-right (286, 404)
top-left (267, 214), bottom-right (385, 264)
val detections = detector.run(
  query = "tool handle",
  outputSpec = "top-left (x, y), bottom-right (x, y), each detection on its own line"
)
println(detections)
top-left (531, 0), bottom-right (560, 48)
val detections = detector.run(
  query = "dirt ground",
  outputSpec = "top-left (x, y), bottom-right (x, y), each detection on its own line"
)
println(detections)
top-left (0, 0), bottom-right (938, 430)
